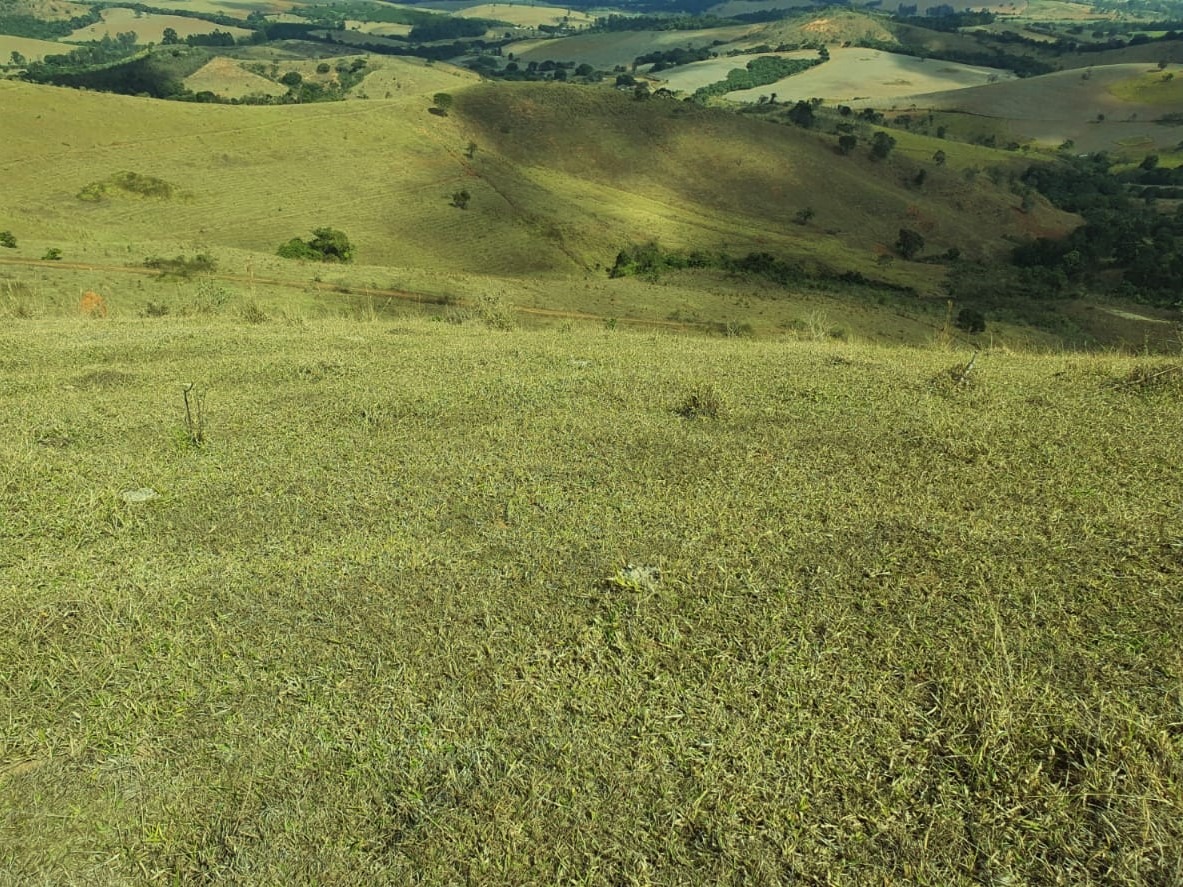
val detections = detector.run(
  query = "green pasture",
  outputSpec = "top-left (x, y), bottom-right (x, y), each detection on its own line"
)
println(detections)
top-left (0, 310), bottom-right (1180, 883)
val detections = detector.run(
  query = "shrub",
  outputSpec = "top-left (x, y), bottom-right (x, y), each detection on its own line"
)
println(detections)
top-left (895, 228), bottom-right (924, 260)
top-left (43, 247), bottom-right (62, 261)
top-left (956, 307), bottom-right (987, 333)
top-left (277, 228), bottom-right (354, 262)
top-left (451, 189), bottom-right (471, 209)
top-left (0, 231), bottom-right (15, 248)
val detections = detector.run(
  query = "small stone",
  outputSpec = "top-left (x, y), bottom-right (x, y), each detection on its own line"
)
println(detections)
top-left (121, 488), bottom-right (159, 504)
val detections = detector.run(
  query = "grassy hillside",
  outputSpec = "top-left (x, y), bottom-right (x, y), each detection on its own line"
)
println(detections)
top-left (890, 64), bottom-right (1183, 153)
top-left (0, 75), bottom-right (1092, 341)
top-left (1, 311), bottom-right (1180, 883)
top-left (452, 82), bottom-right (1073, 276)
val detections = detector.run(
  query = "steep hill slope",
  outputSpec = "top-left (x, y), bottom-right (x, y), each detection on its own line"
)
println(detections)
top-left (452, 82), bottom-right (1074, 279)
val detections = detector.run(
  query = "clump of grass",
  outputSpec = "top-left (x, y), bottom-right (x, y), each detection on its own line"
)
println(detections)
top-left (240, 301), bottom-right (268, 324)
top-left (0, 279), bottom-right (35, 318)
top-left (1116, 360), bottom-right (1182, 393)
top-left (144, 254), bottom-right (217, 279)
top-left (190, 280), bottom-right (231, 315)
top-left (78, 171), bottom-right (181, 202)
top-left (472, 293), bottom-right (515, 330)
top-left (932, 351), bottom-right (979, 391)
top-left (675, 382), bottom-right (724, 419)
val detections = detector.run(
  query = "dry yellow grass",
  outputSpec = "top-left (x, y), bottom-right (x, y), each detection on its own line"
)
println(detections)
top-left (183, 57), bottom-right (288, 100)
top-left (63, 7), bottom-right (252, 44)
top-left (454, 3), bottom-right (595, 28)
top-left (725, 47), bottom-right (1016, 103)
top-left (0, 35), bottom-right (67, 62)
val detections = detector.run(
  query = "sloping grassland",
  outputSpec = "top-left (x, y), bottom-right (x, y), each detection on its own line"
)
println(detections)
top-left (0, 313), bottom-right (1180, 883)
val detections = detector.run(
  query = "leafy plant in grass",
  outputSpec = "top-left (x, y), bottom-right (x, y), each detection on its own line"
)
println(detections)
top-left (42, 247), bottom-right (62, 261)
top-left (278, 228), bottom-right (354, 263)
top-left (675, 382), bottom-right (724, 419)
top-left (0, 231), bottom-right (15, 248)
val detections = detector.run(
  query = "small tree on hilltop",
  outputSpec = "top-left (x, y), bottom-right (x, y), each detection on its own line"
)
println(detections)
top-left (895, 227), bottom-right (924, 260)
top-left (432, 92), bottom-right (453, 115)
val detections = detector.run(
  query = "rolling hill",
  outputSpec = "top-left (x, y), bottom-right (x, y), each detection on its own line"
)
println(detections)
top-left (880, 63), bottom-right (1183, 152)
top-left (0, 75), bottom-right (1076, 322)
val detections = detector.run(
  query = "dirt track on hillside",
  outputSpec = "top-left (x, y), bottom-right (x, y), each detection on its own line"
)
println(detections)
top-left (0, 256), bottom-right (693, 331)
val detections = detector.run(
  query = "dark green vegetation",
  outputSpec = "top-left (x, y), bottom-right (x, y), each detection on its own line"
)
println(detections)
top-left (2, 315), bottom-right (1181, 883)
top-left (277, 228), bottom-right (355, 263)
top-left (1005, 154), bottom-right (1183, 306)
top-left (0, 2), bottom-right (98, 39)
top-left (694, 55), bottom-right (822, 101)
top-left (22, 40), bottom-right (207, 99)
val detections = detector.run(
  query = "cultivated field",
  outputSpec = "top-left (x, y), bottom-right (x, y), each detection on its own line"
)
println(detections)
top-left (1, 309), bottom-right (1180, 884)
top-left (63, 7), bottom-right (252, 44)
top-left (726, 47), bottom-right (1017, 104)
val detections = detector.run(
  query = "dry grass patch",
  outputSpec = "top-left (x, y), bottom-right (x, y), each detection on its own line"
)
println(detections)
top-left (183, 57), bottom-right (288, 99)
top-left (63, 7), bottom-right (251, 43)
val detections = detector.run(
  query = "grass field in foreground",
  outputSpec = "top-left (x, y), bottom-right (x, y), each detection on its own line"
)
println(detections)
top-left (1, 312), bottom-right (1181, 884)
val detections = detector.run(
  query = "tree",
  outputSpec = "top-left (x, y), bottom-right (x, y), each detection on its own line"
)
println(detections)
top-left (1140, 154), bottom-right (1160, 171)
top-left (933, 149), bottom-right (947, 166)
top-left (451, 189), bottom-right (471, 209)
top-left (10, 51), bottom-right (27, 66)
top-left (895, 227), bottom-right (924, 259)
top-left (432, 92), bottom-right (453, 115)
top-left (280, 71), bottom-right (303, 87)
top-left (465, 141), bottom-right (478, 159)
top-left (871, 131), bottom-right (896, 160)
top-left (837, 134), bottom-right (857, 155)
top-left (161, 27), bottom-right (180, 45)
top-left (0, 231), bottom-right (15, 248)
top-left (787, 100), bottom-right (814, 128)
top-left (793, 207), bottom-right (815, 225)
